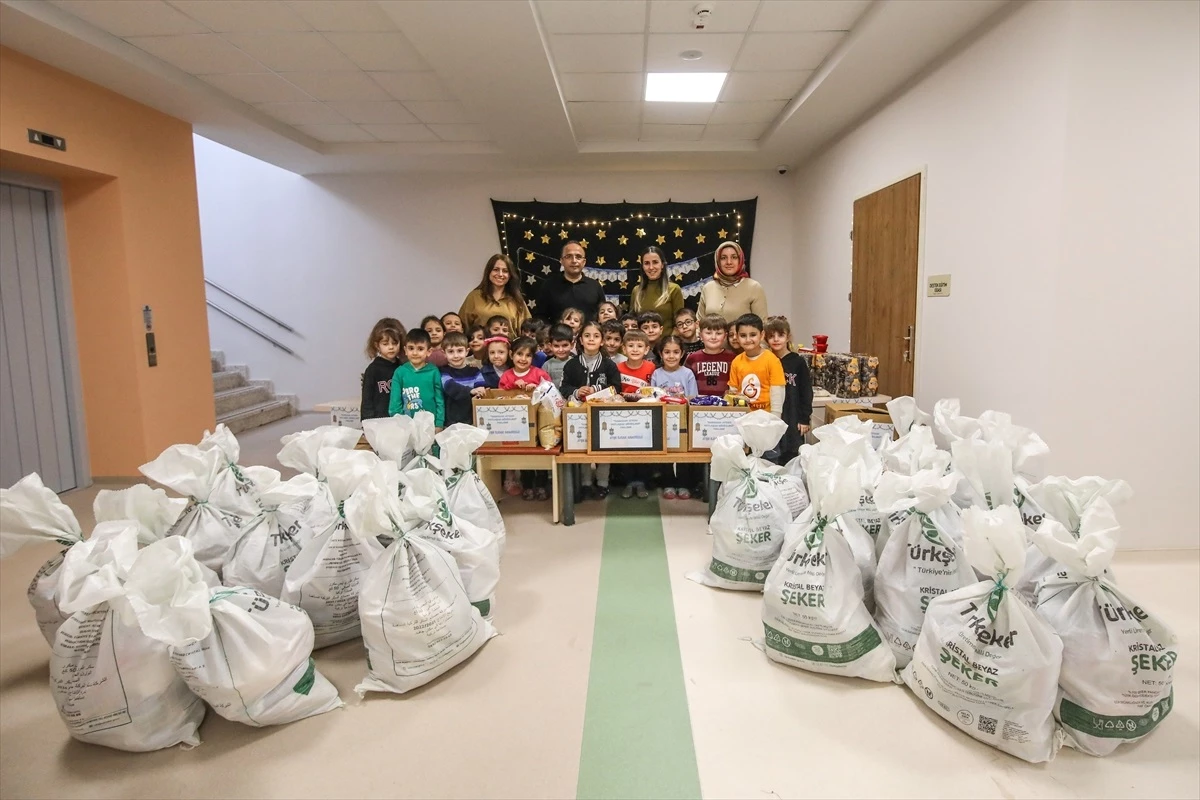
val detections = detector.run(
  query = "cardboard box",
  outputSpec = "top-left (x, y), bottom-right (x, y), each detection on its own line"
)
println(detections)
top-left (587, 402), bottom-right (667, 455)
top-left (562, 406), bottom-right (589, 453)
top-left (688, 405), bottom-right (749, 450)
top-left (824, 403), bottom-right (896, 447)
top-left (472, 393), bottom-right (537, 446)
top-left (664, 405), bottom-right (689, 452)
top-left (329, 401), bottom-right (360, 428)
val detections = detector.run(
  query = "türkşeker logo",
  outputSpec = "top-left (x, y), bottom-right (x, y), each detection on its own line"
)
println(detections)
top-left (741, 374), bottom-right (762, 401)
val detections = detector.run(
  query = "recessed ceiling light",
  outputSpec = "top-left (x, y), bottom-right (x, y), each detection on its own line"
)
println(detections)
top-left (680, 50), bottom-right (703, 61)
top-left (646, 72), bottom-right (726, 103)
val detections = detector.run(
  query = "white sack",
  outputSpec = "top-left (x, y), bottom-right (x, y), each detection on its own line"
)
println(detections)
top-left (692, 435), bottom-right (791, 591)
top-left (902, 505), bottom-right (1064, 763)
top-left (1017, 476), bottom-right (1133, 602)
top-left (761, 453), bottom-right (898, 682)
top-left (281, 449), bottom-right (385, 648)
top-left (396, 468), bottom-right (502, 620)
top-left (223, 473), bottom-right (321, 597)
top-left (362, 415), bottom-right (415, 467)
top-left (1032, 499), bottom-right (1177, 756)
top-left (0, 473), bottom-right (85, 645)
top-left (736, 411), bottom-right (810, 520)
top-left (885, 396), bottom-right (932, 437)
top-left (437, 424), bottom-right (506, 553)
top-left (140, 444), bottom-right (250, 573)
top-left (812, 417), bottom-right (886, 565)
top-left (931, 398), bottom-right (982, 451)
top-left (278, 425), bottom-right (364, 532)
top-left (401, 411), bottom-right (441, 472)
top-left (353, 480), bottom-right (495, 696)
top-left (977, 411), bottom-right (1051, 531)
top-left (873, 470), bottom-right (975, 667)
top-left (197, 424), bottom-right (270, 519)
top-left (949, 438), bottom-right (1015, 512)
top-left (880, 425), bottom-right (950, 477)
top-left (93, 484), bottom-right (187, 543)
top-left (51, 528), bottom-right (206, 752)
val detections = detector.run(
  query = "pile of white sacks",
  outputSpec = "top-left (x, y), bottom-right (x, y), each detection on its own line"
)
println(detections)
top-left (694, 399), bottom-right (1177, 763)
top-left (0, 411), bottom-right (504, 752)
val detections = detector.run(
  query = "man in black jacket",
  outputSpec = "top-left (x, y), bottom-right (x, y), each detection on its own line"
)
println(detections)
top-left (537, 240), bottom-right (606, 323)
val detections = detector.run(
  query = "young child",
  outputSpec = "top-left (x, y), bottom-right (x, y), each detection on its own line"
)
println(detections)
top-left (440, 331), bottom-right (487, 426)
top-left (535, 325), bottom-right (553, 368)
top-left (544, 325), bottom-right (574, 388)
top-left (561, 320), bottom-right (622, 500)
top-left (499, 337), bottom-right (552, 391)
top-left (597, 301), bottom-right (619, 324)
top-left (601, 320), bottom-right (627, 364)
top-left (619, 312), bottom-right (640, 333)
top-left (360, 317), bottom-right (404, 421)
top-left (481, 336), bottom-right (509, 389)
top-left (421, 315), bottom-right (448, 368)
top-left (520, 319), bottom-right (549, 367)
top-left (389, 327), bottom-right (445, 428)
top-left (559, 307), bottom-right (584, 339)
top-left (728, 314), bottom-right (785, 416)
top-left (617, 330), bottom-right (657, 499)
top-left (441, 312), bottom-right (464, 335)
top-left (675, 308), bottom-right (703, 358)
top-left (685, 314), bottom-right (736, 397)
top-left (500, 337), bottom-right (552, 501)
top-left (467, 325), bottom-right (487, 367)
top-left (486, 314), bottom-right (512, 339)
top-left (638, 311), bottom-right (664, 366)
top-left (726, 321), bottom-right (741, 355)
top-left (652, 335), bottom-right (701, 499)
top-left (765, 316), bottom-right (814, 464)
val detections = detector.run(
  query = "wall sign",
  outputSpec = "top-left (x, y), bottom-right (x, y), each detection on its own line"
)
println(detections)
top-left (927, 274), bottom-right (951, 297)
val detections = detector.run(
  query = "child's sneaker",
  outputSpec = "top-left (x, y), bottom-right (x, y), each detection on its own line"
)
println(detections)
top-left (595, 485), bottom-right (609, 500)
top-left (635, 483), bottom-right (649, 499)
top-left (677, 488), bottom-right (692, 500)
top-left (621, 484), bottom-right (635, 499)
top-left (535, 487), bottom-right (548, 502)
top-left (523, 488), bottom-right (535, 501)
top-left (505, 477), bottom-right (522, 497)
top-left (662, 487), bottom-right (677, 500)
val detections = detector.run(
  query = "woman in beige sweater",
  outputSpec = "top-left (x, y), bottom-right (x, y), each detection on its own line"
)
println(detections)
top-left (630, 245), bottom-right (685, 336)
top-left (458, 253), bottom-right (531, 332)
top-left (697, 240), bottom-right (767, 323)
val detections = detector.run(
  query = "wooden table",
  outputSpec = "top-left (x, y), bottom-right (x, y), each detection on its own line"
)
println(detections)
top-left (475, 445), bottom-right (562, 524)
top-left (554, 451), bottom-right (717, 526)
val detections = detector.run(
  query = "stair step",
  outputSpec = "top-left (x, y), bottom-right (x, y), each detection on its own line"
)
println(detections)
top-left (217, 398), bottom-right (295, 435)
top-left (214, 384), bottom-right (273, 416)
top-left (212, 370), bottom-right (247, 393)
top-left (210, 350), bottom-right (225, 373)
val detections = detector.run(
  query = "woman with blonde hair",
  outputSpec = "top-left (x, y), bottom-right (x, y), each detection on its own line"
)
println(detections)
top-left (696, 240), bottom-right (767, 322)
top-left (630, 245), bottom-right (685, 336)
top-left (458, 254), bottom-right (531, 332)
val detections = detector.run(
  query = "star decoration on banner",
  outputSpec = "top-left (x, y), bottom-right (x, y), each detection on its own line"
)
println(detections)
top-left (618, 235), bottom-right (628, 245)
top-left (596, 229), bottom-right (607, 239)
top-left (619, 280), bottom-right (628, 289)
top-left (674, 249), bottom-right (684, 260)
top-left (529, 299), bottom-right (537, 309)
top-left (525, 252), bottom-right (535, 262)
top-left (526, 274), bottom-right (536, 284)
top-left (596, 256), bottom-right (606, 266)
top-left (541, 234), bottom-right (550, 244)
top-left (523, 230), bottom-right (533, 240)
top-left (655, 234), bottom-right (666, 245)
top-left (619, 258), bottom-right (629, 268)
top-left (541, 265), bottom-right (552, 275)
top-left (696, 233), bottom-right (706, 244)
top-left (598, 279), bottom-right (606, 286)
top-left (558, 229), bottom-right (569, 239)
top-left (635, 228), bottom-right (646, 238)
top-left (581, 239), bottom-right (589, 248)
top-left (717, 228), bottom-right (728, 239)
top-left (674, 227), bottom-right (683, 237)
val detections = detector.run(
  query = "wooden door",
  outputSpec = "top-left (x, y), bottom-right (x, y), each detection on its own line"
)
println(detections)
top-left (851, 173), bottom-right (920, 398)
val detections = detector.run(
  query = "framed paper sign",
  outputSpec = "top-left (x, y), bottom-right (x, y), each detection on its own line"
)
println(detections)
top-left (474, 401), bottom-right (534, 444)
top-left (588, 403), bottom-right (665, 454)
top-left (689, 407), bottom-right (747, 450)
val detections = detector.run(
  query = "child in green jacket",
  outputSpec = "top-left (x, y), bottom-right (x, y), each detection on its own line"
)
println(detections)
top-left (389, 327), bottom-right (445, 427)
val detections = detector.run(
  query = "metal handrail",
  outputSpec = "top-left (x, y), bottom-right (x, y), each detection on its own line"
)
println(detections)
top-left (207, 301), bottom-right (297, 356)
top-left (204, 279), bottom-right (296, 333)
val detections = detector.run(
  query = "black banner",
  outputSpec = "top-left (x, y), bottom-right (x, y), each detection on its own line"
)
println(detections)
top-left (491, 198), bottom-right (757, 317)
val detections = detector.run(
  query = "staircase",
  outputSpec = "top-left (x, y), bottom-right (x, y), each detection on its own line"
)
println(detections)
top-left (210, 350), bottom-right (297, 434)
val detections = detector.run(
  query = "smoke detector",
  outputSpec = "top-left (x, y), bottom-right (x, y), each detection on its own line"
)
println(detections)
top-left (693, 2), bottom-right (714, 30)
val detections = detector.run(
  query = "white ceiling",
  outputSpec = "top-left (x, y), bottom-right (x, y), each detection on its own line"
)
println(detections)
top-left (0, 0), bottom-right (1009, 173)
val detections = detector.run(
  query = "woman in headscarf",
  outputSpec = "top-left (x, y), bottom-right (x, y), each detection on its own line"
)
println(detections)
top-left (458, 253), bottom-right (531, 332)
top-left (629, 245), bottom-right (685, 336)
top-left (696, 240), bottom-right (767, 323)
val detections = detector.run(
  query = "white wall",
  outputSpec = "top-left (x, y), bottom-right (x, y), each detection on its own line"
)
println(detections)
top-left (791, 0), bottom-right (1200, 550)
top-left (194, 137), bottom-right (794, 405)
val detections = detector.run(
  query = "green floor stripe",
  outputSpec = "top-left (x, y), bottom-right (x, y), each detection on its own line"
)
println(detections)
top-left (577, 496), bottom-right (701, 800)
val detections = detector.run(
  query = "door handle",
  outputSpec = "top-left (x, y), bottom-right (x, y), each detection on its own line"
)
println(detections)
top-left (898, 325), bottom-right (913, 363)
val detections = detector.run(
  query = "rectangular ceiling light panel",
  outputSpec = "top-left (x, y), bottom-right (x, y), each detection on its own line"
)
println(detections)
top-left (645, 72), bottom-right (726, 103)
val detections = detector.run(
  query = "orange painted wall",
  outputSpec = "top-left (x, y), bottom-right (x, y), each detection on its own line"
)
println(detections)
top-left (0, 47), bottom-right (214, 477)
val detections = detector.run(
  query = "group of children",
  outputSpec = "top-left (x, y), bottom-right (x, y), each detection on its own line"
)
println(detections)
top-left (360, 303), bottom-right (813, 502)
